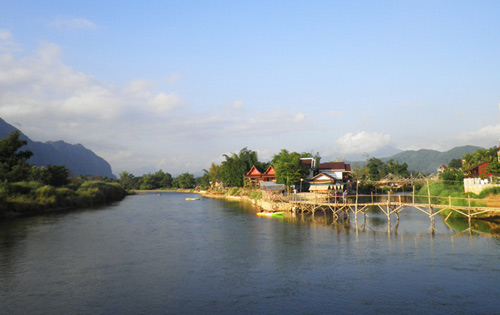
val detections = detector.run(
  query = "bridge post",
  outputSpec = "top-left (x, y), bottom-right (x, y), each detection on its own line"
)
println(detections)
top-left (468, 195), bottom-right (472, 226)
top-left (427, 180), bottom-right (434, 224)
top-left (387, 191), bottom-right (391, 222)
top-left (412, 185), bottom-right (415, 205)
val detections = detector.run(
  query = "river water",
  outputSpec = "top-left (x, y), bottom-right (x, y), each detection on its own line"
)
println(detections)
top-left (1, 192), bottom-right (500, 314)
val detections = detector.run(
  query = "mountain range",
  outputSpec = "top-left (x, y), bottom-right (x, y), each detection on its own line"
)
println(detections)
top-left (350, 145), bottom-right (483, 174)
top-left (0, 117), bottom-right (484, 178)
top-left (0, 118), bottom-right (115, 178)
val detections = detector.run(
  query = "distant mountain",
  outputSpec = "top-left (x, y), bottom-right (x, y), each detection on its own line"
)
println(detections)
top-left (344, 145), bottom-right (403, 161)
top-left (381, 145), bottom-right (483, 174)
top-left (0, 117), bottom-right (115, 178)
top-left (371, 145), bottom-right (403, 158)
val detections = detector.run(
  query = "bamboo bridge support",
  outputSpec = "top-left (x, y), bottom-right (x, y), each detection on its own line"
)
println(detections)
top-left (285, 189), bottom-right (500, 235)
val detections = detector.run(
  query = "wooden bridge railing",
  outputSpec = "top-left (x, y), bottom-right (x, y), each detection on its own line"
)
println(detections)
top-left (282, 191), bottom-right (492, 210)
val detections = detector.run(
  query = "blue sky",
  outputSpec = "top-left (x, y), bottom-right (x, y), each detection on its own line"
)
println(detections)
top-left (1, 1), bottom-right (499, 176)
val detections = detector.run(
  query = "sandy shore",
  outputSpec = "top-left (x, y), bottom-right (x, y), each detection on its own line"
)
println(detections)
top-left (200, 191), bottom-right (292, 212)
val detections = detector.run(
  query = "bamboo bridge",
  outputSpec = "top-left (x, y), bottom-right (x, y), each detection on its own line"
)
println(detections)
top-left (279, 190), bottom-right (500, 229)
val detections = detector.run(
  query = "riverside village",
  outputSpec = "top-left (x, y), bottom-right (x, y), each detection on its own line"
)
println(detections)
top-left (199, 143), bottom-right (500, 235)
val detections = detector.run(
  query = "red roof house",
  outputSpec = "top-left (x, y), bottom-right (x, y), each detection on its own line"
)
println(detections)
top-left (465, 162), bottom-right (492, 178)
top-left (245, 165), bottom-right (277, 184)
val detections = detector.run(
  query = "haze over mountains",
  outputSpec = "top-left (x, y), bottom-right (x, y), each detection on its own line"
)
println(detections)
top-left (0, 117), bottom-right (484, 178)
top-left (0, 118), bottom-right (115, 178)
top-left (349, 145), bottom-right (483, 174)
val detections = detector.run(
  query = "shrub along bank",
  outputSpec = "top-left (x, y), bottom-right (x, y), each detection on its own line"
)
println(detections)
top-left (0, 181), bottom-right (128, 218)
top-left (416, 181), bottom-right (500, 220)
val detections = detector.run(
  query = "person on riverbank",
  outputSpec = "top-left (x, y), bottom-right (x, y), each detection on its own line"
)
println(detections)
top-left (343, 190), bottom-right (347, 203)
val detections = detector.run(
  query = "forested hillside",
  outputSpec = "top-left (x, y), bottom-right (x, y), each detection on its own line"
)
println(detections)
top-left (0, 118), bottom-right (115, 178)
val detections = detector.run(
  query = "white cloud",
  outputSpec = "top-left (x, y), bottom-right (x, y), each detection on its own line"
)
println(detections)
top-left (50, 17), bottom-right (98, 30)
top-left (456, 123), bottom-right (500, 148)
top-left (233, 100), bottom-right (244, 109)
top-left (0, 31), bottom-right (315, 175)
top-left (294, 113), bottom-right (305, 122)
top-left (336, 131), bottom-right (391, 155)
top-left (147, 92), bottom-right (181, 112)
top-left (0, 29), bottom-right (21, 53)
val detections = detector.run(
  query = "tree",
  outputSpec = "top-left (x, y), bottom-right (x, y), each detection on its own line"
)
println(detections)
top-left (271, 149), bottom-right (311, 185)
top-left (439, 169), bottom-right (464, 186)
top-left (207, 163), bottom-right (221, 184)
top-left (365, 158), bottom-right (386, 181)
top-left (448, 158), bottom-right (462, 169)
top-left (0, 130), bottom-right (33, 182)
top-left (139, 173), bottom-right (159, 190)
top-left (385, 159), bottom-right (409, 177)
top-left (156, 170), bottom-right (173, 188)
top-left (196, 170), bottom-right (211, 189)
top-left (219, 148), bottom-right (262, 187)
top-left (174, 173), bottom-right (195, 189)
top-left (137, 170), bottom-right (173, 190)
top-left (351, 162), bottom-right (369, 181)
top-left (30, 165), bottom-right (70, 187)
top-left (487, 159), bottom-right (500, 176)
top-left (462, 147), bottom-right (497, 170)
top-left (119, 171), bottom-right (137, 190)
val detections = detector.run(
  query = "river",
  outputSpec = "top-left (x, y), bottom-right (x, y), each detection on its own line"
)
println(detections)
top-left (1, 192), bottom-right (500, 314)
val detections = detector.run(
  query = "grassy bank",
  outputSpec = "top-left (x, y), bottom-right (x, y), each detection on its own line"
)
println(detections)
top-left (203, 187), bottom-right (262, 200)
top-left (0, 181), bottom-right (128, 218)
top-left (416, 181), bottom-right (500, 220)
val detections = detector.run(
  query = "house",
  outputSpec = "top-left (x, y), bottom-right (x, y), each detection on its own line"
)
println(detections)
top-left (437, 165), bottom-right (447, 174)
top-left (465, 162), bottom-right (492, 178)
top-left (304, 162), bottom-right (352, 193)
top-left (308, 173), bottom-right (344, 192)
top-left (245, 165), bottom-right (277, 185)
top-left (317, 162), bottom-right (352, 182)
top-left (300, 157), bottom-right (316, 179)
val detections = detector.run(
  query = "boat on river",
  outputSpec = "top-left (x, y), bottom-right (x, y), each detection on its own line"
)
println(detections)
top-left (185, 198), bottom-right (200, 201)
top-left (257, 211), bottom-right (284, 217)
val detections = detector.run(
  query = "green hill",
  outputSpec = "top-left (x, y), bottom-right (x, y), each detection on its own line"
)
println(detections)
top-left (381, 145), bottom-right (483, 174)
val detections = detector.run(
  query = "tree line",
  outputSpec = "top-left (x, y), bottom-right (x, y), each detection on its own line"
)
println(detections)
top-left (118, 170), bottom-right (201, 190)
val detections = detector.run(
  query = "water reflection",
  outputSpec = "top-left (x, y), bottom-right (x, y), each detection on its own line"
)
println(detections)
top-left (253, 205), bottom-right (500, 239)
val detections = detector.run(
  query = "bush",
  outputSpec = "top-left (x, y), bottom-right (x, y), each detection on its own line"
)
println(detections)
top-left (227, 187), bottom-right (241, 196)
top-left (249, 190), bottom-right (262, 200)
top-left (8, 182), bottom-right (42, 196)
top-left (55, 187), bottom-right (79, 207)
top-left (77, 181), bottom-right (127, 206)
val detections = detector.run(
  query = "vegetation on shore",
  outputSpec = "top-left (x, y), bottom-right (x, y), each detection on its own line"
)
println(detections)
top-left (205, 187), bottom-right (262, 200)
top-left (4, 127), bottom-right (500, 221)
top-left (0, 131), bottom-right (127, 218)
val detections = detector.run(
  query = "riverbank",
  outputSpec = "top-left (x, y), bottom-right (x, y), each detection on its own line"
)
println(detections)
top-left (200, 189), bottom-right (292, 212)
top-left (0, 181), bottom-right (128, 219)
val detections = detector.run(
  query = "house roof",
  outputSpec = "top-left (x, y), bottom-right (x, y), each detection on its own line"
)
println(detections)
top-left (465, 161), bottom-right (490, 173)
top-left (259, 182), bottom-right (284, 191)
top-left (263, 165), bottom-right (276, 176)
top-left (309, 173), bottom-right (336, 183)
top-left (246, 165), bottom-right (263, 176)
top-left (300, 157), bottom-right (316, 168)
top-left (318, 162), bottom-right (351, 172)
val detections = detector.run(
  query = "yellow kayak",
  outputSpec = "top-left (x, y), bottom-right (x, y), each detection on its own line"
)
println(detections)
top-left (257, 211), bottom-right (284, 217)
top-left (185, 198), bottom-right (200, 201)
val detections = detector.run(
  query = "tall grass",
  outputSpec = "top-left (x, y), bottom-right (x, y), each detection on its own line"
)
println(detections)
top-left (0, 181), bottom-right (128, 218)
top-left (415, 181), bottom-right (493, 219)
